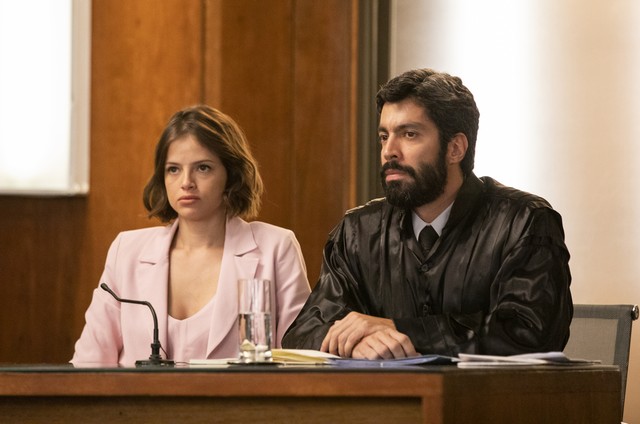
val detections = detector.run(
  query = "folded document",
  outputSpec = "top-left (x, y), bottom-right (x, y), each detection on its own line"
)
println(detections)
top-left (456, 351), bottom-right (601, 368)
top-left (328, 354), bottom-right (454, 367)
top-left (270, 350), bottom-right (454, 367)
top-left (189, 349), bottom-right (339, 366)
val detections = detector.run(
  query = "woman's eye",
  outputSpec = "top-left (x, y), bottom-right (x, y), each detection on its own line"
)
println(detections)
top-left (166, 166), bottom-right (179, 174)
top-left (198, 164), bottom-right (211, 172)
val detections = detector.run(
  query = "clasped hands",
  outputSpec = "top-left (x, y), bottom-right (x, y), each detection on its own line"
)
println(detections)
top-left (320, 312), bottom-right (418, 359)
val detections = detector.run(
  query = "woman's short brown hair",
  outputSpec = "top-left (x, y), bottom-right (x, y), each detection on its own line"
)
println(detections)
top-left (143, 105), bottom-right (263, 222)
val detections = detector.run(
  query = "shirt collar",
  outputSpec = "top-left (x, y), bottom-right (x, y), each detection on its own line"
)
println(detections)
top-left (412, 202), bottom-right (454, 239)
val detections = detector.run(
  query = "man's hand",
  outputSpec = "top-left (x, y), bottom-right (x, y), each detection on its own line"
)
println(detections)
top-left (320, 312), bottom-right (417, 359)
top-left (351, 329), bottom-right (418, 359)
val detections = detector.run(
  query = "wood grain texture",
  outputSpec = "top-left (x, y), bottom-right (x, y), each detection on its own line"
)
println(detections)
top-left (0, 367), bottom-right (622, 424)
top-left (204, 0), bottom-right (295, 229)
top-left (0, 197), bottom-right (86, 361)
top-left (0, 397), bottom-right (422, 424)
top-left (291, 0), bottom-right (359, 283)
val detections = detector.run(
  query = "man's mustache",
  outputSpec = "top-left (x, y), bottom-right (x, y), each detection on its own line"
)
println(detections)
top-left (381, 161), bottom-right (417, 178)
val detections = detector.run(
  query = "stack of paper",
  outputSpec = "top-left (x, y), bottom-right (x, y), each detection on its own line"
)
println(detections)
top-left (188, 349), bottom-right (339, 367)
top-left (271, 349), bottom-right (339, 365)
top-left (456, 351), bottom-right (601, 368)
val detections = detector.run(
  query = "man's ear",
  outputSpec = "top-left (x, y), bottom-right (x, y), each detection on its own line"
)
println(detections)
top-left (447, 133), bottom-right (468, 165)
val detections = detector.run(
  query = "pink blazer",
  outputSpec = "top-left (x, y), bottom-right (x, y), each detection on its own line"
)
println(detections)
top-left (71, 217), bottom-right (311, 366)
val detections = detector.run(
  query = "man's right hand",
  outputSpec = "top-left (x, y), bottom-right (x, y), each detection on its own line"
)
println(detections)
top-left (351, 328), bottom-right (418, 359)
top-left (320, 311), bottom-right (418, 359)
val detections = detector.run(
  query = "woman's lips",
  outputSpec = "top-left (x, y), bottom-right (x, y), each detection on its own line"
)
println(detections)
top-left (178, 195), bottom-right (199, 203)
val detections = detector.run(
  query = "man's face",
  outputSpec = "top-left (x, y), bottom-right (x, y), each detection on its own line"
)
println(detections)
top-left (378, 98), bottom-right (447, 208)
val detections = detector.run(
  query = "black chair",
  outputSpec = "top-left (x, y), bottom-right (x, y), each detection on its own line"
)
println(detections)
top-left (563, 304), bottom-right (638, 420)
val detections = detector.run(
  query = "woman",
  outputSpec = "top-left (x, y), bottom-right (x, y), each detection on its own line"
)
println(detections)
top-left (72, 105), bottom-right (311, 365)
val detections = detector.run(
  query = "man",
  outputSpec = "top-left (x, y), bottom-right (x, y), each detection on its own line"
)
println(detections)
top-left (282, 68), bottom-right (572, 359)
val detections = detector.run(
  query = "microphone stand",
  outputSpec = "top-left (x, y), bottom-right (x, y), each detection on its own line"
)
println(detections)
top-left (100, 283), bottom-right (175, 367)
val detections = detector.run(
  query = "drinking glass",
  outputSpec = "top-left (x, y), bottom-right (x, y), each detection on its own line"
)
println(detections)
top-left (237, 278), bottom-right (272, 362)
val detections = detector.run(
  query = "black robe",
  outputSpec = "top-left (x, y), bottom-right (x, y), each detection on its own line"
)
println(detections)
top-left (282, 174), bottom-right (573, 356)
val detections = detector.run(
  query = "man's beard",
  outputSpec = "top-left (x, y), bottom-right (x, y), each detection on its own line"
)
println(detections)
top-left (380, 153), bottom-right (448, 209)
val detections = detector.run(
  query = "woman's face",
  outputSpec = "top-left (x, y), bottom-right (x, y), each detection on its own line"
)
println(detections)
top-left (164, 134), bottom-right (228, 222)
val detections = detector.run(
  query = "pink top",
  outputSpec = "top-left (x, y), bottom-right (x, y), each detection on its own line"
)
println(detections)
top-left (167, 295), bottom-right (217, 363)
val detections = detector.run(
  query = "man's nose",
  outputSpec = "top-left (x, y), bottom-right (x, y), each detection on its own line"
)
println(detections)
top-left (382, 135), bottom-right (400, 161)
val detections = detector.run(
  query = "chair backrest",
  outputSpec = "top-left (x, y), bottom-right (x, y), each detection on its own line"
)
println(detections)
top-left (563, 304), bottom-right (638, 417)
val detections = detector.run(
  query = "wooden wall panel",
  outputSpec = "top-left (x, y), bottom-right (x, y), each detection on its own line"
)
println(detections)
top-left (204, 0), bottom-right (358, 283)
top-left (204, 0), bottom-right (295, 229)
top-left (292, 0), bottom-right (358, 282)
top-left (0, 197), bottom-right (86, 361)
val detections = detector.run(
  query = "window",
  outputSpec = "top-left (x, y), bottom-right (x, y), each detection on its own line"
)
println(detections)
top-left (0, 0), bottom-right (91, 195)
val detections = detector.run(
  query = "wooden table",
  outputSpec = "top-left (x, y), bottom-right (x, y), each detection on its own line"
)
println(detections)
top-left (0, 364), bottom-right (621, 423)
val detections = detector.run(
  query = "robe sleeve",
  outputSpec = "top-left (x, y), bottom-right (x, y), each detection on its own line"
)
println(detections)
top-left (282, 220), bottom-right (368, 350)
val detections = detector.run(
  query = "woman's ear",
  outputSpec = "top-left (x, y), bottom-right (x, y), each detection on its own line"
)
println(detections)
top-left (448, 133), bottom-right (468, 165)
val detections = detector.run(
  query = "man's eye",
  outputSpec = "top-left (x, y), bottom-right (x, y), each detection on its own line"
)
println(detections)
top-left (378, 134), bottom-right (388, 143)
top-left (405, 131), bottom-right (417, 138)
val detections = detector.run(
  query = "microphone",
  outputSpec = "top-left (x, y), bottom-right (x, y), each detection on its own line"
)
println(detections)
top-left (100, 283), bottom-right (175, 367)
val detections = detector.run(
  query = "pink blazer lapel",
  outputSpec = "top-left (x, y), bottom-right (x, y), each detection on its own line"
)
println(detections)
top-left (206, 217), bottom-right (259, 357)
top-left (135, 221), bottom-right (178, 356)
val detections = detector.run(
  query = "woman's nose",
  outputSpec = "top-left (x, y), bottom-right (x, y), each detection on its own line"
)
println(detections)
top-left (181, 172), bottom-right (195, 189)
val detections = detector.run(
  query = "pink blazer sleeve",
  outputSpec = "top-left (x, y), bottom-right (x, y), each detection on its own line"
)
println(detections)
top-left (71, 234), bottom-right (125, 365)
top-left (271, 229), bottom-right (311, 346)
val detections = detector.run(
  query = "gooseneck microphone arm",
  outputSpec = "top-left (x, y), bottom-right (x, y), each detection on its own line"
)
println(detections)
top-left (100, 283), bottom-right (175, 367)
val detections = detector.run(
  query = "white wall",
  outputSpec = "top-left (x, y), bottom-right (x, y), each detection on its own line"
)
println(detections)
top-left (390, 1), bottom-right (640, 421)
